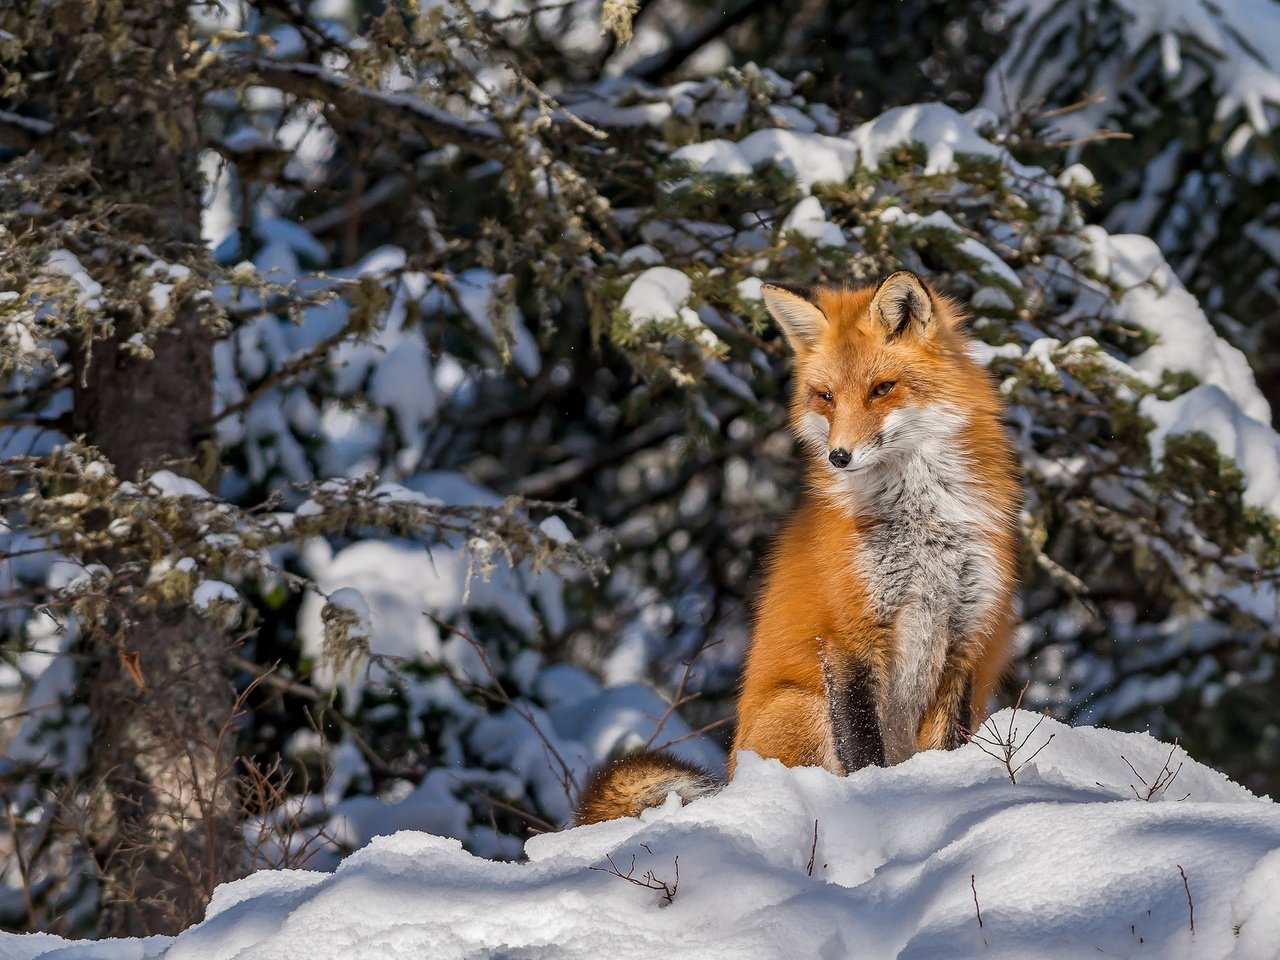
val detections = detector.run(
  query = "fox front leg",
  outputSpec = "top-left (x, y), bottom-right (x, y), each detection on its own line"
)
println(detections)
top-left (917, 664), bottom-right (974, 752)
top-left (821, 642), bottom-right (886, 773)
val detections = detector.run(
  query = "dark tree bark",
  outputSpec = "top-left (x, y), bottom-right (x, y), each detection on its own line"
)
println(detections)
top-left (41, 0), bottom-right (241, 937)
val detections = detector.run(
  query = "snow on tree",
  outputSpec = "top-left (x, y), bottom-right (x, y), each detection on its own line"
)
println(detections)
top-left (982, 0), bottom-right (1280, 414)
top-left (0, 0), bottom-right (1278, 939)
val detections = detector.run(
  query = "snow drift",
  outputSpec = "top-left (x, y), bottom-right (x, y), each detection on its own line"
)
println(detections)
top-left (3, 711), bottom-right (1278, 959)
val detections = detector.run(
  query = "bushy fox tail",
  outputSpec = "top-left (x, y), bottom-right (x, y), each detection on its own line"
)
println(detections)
top-left (575, 753), bottom-right (720, 825)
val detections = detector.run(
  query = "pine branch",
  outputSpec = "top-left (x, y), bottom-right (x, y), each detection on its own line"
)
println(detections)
top-left (630, 0), bottom-right (780, 83)
top-left (0, 110), bottom-right (54, 152)
top-left (219, 55), bottom-right (508, 162)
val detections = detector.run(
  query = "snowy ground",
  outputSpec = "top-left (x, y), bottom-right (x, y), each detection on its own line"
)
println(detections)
top-left (4, 711), bottom-right (1279, 959)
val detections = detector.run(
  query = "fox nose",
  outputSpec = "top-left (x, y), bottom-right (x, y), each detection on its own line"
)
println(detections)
top-left (829, 448), bottom-right (851, 469)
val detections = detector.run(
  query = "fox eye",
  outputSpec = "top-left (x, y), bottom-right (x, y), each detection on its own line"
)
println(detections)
top-left (816, 390), bottom-right (834, 404)
top-left (871, 381), bottom-right (896, 399)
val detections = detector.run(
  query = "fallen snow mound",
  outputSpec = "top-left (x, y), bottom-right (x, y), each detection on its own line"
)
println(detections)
top-left (8, 712), bottom-right (1280, 959)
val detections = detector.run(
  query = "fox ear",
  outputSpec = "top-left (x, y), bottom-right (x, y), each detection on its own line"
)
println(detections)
top-left (761, 283), bottom-right (828, 352)
top-left (871, 271), bottom-right (932, 339)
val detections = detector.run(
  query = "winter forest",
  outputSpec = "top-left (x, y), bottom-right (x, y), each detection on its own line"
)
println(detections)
top-left (3, 0), bottom-right (1280, 956)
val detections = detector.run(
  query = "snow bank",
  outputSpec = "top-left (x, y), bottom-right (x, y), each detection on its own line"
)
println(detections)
top-left (7, 713), bottom-right (1277, 959)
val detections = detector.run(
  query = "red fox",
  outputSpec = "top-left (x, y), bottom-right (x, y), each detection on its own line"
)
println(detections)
top-left (576, 271), bottom-right (1020, 824)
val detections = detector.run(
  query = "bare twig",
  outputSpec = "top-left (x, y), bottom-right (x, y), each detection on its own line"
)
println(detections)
top-left (643, 637), bottom-right (721, 751)
top-left (0, 110), bottom-right (54, 152)
top-left (468, 786), bottom-right (558, 835)
top-left (1121, 741), bottom-right (1189, 801)
top-left (221, 56), bottom-right (508, 162)
top-left (203, 320), bottom-right (360, 426)
top-left (516, 411), bottom-right (688, 498)
top-left (301, 174), bottom-right (406, 236)
top-left (1177, 864), bottom-right (1194, 934)
top-left (5, 808), bottom-right (37, 925)
top-left (0, 700), bottom-right (61, 725)
top-left (241, 756), bottom-right (337, 870)
top-left (589, 852), bottom-right (680, 906)
top-left (806, 820), bottom-right (818, 877)
top-left (228, 655), bottom-right (320, 702)
top-left (426, 613), bottom-right (581, 802)
top-left (648, 715), bottom-right (733, 752)
top-left (967, 683), bottom-right (1055, 784)
top-left (1043, 130), bottom-right (1133, 149)
top-left (1033, 90), bottom-right (1109, 122)
top-left (971, 873), bottom-right (984, 929)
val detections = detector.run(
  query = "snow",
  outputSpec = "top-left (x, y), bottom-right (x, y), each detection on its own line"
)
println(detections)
top-left (13, 34), bottom-right (1280, 956)
top-left (670, 138), bottom-right (751, 176)
top-left (258, 217), bottom-right (328, 267)
top-left (1058, 163), bottom-right (1096, 189)
top-left (325, 587), bottom-right (372, 637)
top-left (192, 580), bottom-right (239, 611)
top-left (449, 268), bottom-right (540, 377)
top-left (220, 126), bottom-right (278, 155)
top-left (735, 129), bottom-right (858, 190)
top-left (879, 207), bottom-right (1021, 290)
top-left (736, 276), bottom-right (763, 301)
top-left (849, 103), bottom-right (1002, 174)
top-left (368, 335), bottom-right (437, 445)
top-left (671, 128), bottom-right (858, 192)
top-left (43, 250), bottom-right (103, 310)
top-left (538, 516), bottom-right (574, 544)
top-left (986, 0), bottom-right (1280, 143)
top-left (618, 244), bottom-right (663, 267)
top-left (780, 196), bottom-right (846, 248)
top-left (296, 467), bottom-right (569, 700)
top-left (1143, 384), bottom-right (1280, 514)
top-left (5, 713), bottom-right (1277, 959)
top-left (619, 266), bottom-right (695, 326)
top-left (1081, 229), bottom-right (1272, 426)
top-left (299, 539), bottom-right (499, 694)
top-left (1055, 227), bottom-right (1280, 516)
top-left (619, 267), bottom-right (720, 351)
top-left (144, 470), bottom-right (212, 499)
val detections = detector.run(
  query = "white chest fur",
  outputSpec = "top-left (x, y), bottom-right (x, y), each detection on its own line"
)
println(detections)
top-left (849, 407), bottom-right (1003, 763)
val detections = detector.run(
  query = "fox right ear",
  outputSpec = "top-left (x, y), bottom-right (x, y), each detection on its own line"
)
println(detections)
top-left (761, 283), bottom-right (828, 352)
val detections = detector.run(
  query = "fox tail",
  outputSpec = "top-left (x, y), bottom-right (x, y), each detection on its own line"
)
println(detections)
top-left (575, 752), bottom-right (720, 825)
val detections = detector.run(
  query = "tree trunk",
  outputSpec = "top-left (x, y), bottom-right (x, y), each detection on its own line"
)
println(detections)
top-left (45, 0), bottom-right (242, 936)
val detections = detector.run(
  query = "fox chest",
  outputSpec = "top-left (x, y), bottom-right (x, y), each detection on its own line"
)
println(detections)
top-left (852, 474), bottom-right (1003, 761)
top-left (857, 511), bottom-right (999, 642)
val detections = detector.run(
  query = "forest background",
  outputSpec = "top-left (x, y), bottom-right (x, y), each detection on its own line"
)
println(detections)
top-left (3, 0), bottom-right (1280, 939)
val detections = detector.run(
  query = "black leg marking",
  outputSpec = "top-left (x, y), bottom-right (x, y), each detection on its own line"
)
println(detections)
top-left (824, 656), bottom-right (885, 773)
top-left (946, 676), bottom-right (974, 751)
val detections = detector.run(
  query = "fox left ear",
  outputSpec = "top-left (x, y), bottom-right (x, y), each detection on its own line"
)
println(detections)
top-left (761, 282), bottom-right (828, 353)
top-left (871, 271), bottom-right (933, 340)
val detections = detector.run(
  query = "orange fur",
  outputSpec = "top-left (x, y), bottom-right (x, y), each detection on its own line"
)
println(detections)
top-left (575, 753), bottom-right (717, 825)
top-left (733, 274), bottom-right (1020, 775)
top-left (575, 272), bottom-right (1021, 823)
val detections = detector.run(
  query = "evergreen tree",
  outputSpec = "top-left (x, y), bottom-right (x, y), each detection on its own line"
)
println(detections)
top-left (982, 0), bottom-right (1280, 413)
top-left (0, 0), bottom-right (1277, 937)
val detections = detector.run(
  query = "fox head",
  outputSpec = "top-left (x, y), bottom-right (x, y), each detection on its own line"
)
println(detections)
top-left (762, 271), bottom-right (984, 487)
